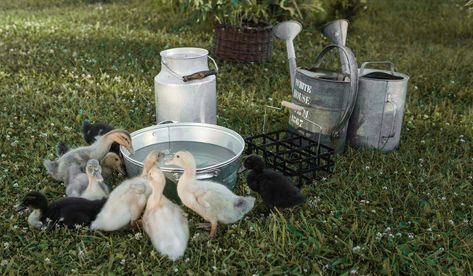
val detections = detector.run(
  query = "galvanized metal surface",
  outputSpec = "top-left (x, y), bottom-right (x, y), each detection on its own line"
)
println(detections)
top-left (120, 123), bottom-right (245, 200)
top-left (347, 61), bottom-right (409, 151)
top-left (155, 47), bottom-right (217, 124)
top-left (322, 19), bottom-right (350, 75)
top-left (288, 44), bottom-right (358, 154)
top-left (273, 20), bottom-right (302, 91)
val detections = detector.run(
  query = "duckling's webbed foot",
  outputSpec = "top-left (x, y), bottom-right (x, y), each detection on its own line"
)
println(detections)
top-left (210, 223), bottom-right (217, 237)
top-left (196, 222), bottom-right (211, 231)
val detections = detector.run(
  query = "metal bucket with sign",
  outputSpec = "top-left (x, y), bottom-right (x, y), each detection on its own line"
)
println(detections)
top-left (287, 44), bottom-right (358, 153)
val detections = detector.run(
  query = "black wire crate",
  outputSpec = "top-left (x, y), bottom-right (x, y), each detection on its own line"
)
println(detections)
top-left (245, 128), bottom-right (335, 187)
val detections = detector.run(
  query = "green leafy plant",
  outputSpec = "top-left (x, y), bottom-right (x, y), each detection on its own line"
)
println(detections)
top-left (177, 0), bottom-right (325, 27)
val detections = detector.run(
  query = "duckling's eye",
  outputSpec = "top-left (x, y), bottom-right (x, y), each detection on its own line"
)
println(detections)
top-left (176, 155), bottom-right (180, 158)
top-left (115, 158), bottom-right (119, 161)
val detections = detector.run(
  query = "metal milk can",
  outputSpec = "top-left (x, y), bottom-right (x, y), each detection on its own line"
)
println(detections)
top-left (155, 47), bottom-right (218, 124)
top-left (347, 61), bottom-right (409, 151)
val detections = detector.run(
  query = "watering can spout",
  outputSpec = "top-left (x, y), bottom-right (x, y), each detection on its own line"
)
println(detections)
top-left (322, 19), bottom-right (350, 75)
top-left (273, 20), bottom-right (302, 91)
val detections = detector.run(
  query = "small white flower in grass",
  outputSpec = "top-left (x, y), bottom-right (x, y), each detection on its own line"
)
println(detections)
top-left (441, 196), bottom-right (446, 201)
top-left (185, 258), bottom-right (190, 262)
top-left (365, 166), bottom-right (370, 170)
top-left (71, 269), bottom-right (78, 273)
top-left (449, 220), bottom-right (454, 225)
top-left (212, 266), bottom-right (217, 271)
top-left (375, 232), bottom-right (383, 241)
top-left (396, 232), bottom-right (402, 237)
top-left (423, 114), bottom-right (429, 119)
top-left (420, 140), bottom-right (425, 144)
top-left (371, 209), bottom-right (376, 213)
top-left (408, 233), bottom-right (414, 239)
top-left (134, 232), bottom-right (142, 240)
top-left (120, 259), bottom-right (126, 265)
top-left (463, 219), bottom-right (469, 224)
top-left (174, 268), bottom-right (178, 272)
top-left (382, 186), bottom-right (388, 190)
top-left (352, 246), bottom-right (361, 254)
top-left (44, 258), bottom-right (51, 264)
top-left (3, 242), bottom-right (9, 249)
top-left (1, 260), bottom-right (8, 266)
top-left (350, 269), bottom-right (358, 275)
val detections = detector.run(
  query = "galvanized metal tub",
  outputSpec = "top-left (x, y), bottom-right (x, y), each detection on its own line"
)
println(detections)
top-left (155, 47), bottom-right (218, 124)
top-left (120, 123), bottom-right (245, 201)
top-left (288, 44), bottom-right (358, 154)
top-left (347, 61), bottom-right (409, 151)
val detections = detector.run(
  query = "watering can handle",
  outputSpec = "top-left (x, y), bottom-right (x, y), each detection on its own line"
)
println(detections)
top-left (360, 61), bottom-right (395, 76)
top-left (162, 56), bottom-right (219, 82)
top-left (312, 44), bottom-right (359, 140)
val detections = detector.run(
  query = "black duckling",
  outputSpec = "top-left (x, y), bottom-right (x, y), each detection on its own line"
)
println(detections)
top-left (243, 155), bottom-right (305, 210)
top-left (82, 120), bottom-right (120, 154)
top-left (16, 191), bottom-right (106, 229)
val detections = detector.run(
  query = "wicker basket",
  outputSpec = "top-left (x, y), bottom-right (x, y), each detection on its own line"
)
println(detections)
top-left (213, 24), bottom-right (273, 63)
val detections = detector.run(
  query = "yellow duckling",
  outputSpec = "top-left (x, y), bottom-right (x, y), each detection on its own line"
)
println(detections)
top-left (166, 151), bottom-right (255, 237)
top-left (90, 150), bottom-right (160, 232)
top-left (43, 129), bottom-right (133, 183)
top-left (143, 165), bottom-right (189, 261)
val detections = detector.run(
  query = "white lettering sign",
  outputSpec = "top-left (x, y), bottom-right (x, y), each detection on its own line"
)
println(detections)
top-left (295, 79), bottom-right (312, 94)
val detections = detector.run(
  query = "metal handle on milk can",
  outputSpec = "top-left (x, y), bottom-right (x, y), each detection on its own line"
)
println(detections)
top-left (162, 56), bottom-right (219, 82)
top-left (312, 44), bottom-right (359, 141)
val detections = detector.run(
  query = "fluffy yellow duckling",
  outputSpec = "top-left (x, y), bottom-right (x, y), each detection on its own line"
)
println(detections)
top-left (43, 129), bottom-right (133, 183)
top-left (143, 165), bottom-right (189, 261)
top-left (90, 150), bottom-right (161, 232)
top-left (166, 151), bottom-right (255, 237)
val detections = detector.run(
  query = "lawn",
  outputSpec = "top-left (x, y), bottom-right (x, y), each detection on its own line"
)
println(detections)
top-left (0, 0), bottom-right (472, 274)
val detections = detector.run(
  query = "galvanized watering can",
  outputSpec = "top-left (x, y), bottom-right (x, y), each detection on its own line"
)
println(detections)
top-left (274, 20), bottom-right (358, 153)
top-left (348, 61), bottom-right (409, 151)
top-left (154, 47), bottom-right (218, 124)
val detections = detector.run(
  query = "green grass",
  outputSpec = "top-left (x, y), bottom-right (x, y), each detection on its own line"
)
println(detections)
top-left (1, 0), bottom-right (472, 274)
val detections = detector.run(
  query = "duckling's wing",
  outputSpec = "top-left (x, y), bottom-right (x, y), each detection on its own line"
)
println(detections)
top-left (195, 191), bottom-right (211, 208)
top-left (99, 182), bottom-right (110, 195)
top-left (129, 182), bottom-right (147, 194)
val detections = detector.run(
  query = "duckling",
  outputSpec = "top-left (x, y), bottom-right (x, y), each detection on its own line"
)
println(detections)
top-left (90, 150), bottom-right (161, 232)
top-left (100, 152), bottom-right (125, 178)
top-left (58, 141), bottom-right (125, 179)
top-left (143, 165), bottom-right (189, 261)
top-left (79, 159), bottom-right (110, 200)
top-left (43, 129), bottom-right (133, 182)
top-left (166, 151), bottom-right (255, 237)
top-left (82, 120), bottom-right (120, 155)
top-left (16, 191), bottom-right (106, 229)
top-left (243, 155), bottom-right (305, 211)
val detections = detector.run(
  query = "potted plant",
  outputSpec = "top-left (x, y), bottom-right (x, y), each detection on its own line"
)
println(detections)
top-left (179, 0), bottom-right (325, 62)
